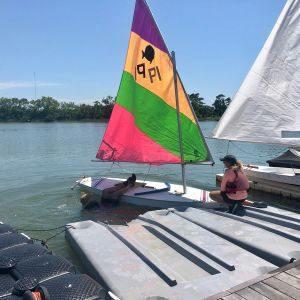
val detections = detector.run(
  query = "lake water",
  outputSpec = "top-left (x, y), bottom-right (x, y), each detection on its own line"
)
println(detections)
top-left (0, 121), bottom-right (286, 266)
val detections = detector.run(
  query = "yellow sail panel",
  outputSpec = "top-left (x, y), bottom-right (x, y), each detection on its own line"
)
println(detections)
top-left (124, 32), bottom-right (196, 123)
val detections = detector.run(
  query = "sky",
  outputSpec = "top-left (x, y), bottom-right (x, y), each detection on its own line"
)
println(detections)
top-left (0, 0), bottom-right (286, 104)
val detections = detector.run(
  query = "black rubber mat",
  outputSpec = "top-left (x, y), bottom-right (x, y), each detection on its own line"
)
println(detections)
top-left (0, 274), bottom-right (15, 297)
top-left (12, 254), bottom-right (76, 282)
top-left (0, 224), bottom-right (15, 236)
top-left (37, 274), bottom-right (108, 300)
top-left (0, 296), bottom-right (22, 300)
top-left (0, 223), bottom-right (108, 300)
top-left (0, 244), bottom-right (50, 264)
top-left (0, 233), bottom-right (31, 251)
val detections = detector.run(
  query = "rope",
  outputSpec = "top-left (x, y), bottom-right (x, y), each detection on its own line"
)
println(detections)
top-left (226, 140), bottom-right (231, 155)
top-left (110, 162), bottom-right (134, 175)
top-left (43, 227), bottom-right (71, 242)
top-left (205, 135), bottom-right (287, 159)
top-left (102, 162), bottom-right (162, 182)
top-left (143, 164), bottom-right (152, 183)
top-left (229, 141), bottom-right (286, 158)
top-left (206, 136), bottom-right (285, 159)
top-left (109, 161), bottom-right (115, 172)
top-left (16, 225), bottom-right (69, 232)
top-left (17, 225), bottom-right (75, 249)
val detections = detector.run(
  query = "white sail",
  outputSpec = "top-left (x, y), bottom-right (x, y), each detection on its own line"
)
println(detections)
top-left (213, 0), bottom-right (300, 147)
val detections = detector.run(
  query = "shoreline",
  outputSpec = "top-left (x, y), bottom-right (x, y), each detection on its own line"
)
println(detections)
top-left (0, 117), bottom-right (220, 123)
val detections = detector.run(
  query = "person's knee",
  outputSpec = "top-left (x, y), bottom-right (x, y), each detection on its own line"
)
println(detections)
top-left (209, 191), bottom-right (218, 198)
top-left (210, 193), bottom-right (218, 201)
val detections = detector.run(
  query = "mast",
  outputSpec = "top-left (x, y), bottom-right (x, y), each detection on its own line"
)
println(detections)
top-left (171, 51), bottom-right (187, 193)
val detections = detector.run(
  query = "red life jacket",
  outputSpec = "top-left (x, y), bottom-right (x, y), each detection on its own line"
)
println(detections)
top-left (226, 169), bottom-right (250, 193)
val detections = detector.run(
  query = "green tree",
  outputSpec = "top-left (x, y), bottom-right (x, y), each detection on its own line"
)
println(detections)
top-left (58, 102), bottom-right (77, 120)
top-left (212, 94), bottom-right (231, 116)
top-left (0, 93), bottom-right (230, 122)
top-left (189, 93), bottom-right (216, 119)
top-left (29, 97), bottom-right (60, 121)
top-left (93, 100), bottom-right (102, 119)
top-left (189, 93), bottom-right (204, 118)
top-left (100, 96), bottom-right (115, 119)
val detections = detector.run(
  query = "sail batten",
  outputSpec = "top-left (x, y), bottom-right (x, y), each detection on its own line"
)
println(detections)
top-left (97, 0), bottom-right (211, 164)
top-left (213, 0), bottom-right (300, 147)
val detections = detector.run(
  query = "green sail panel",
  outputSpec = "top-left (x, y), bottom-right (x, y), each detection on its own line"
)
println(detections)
top-left (116, 71), bottom-right (209, 162)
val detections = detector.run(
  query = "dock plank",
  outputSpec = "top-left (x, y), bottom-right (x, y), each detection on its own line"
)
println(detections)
top-left (205, 253), bottom-right (300, 300)
top-left (251, 282), bottom-right (293, 300)
top-left (236, 287), bottom-right (270, 300)
top-left (275, 271), bottom-right (300, 289)
top-left (222, 294), bottom-right (245, 300)
top-left (263, 277), bottom-right (300, 299)
top-left (286, 267), bottom-right (300, 279)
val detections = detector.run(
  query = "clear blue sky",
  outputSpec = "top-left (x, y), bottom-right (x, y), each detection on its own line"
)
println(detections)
top-left (0, 0), bottom-right (285, 104)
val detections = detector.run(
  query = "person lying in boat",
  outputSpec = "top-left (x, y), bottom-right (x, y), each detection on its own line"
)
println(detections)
top-left (210, 155), bottom-right (250, 215)
top-left (82, 174), bottom-right (145, 209)
top-left (101, 174), bottom-right (137, 205)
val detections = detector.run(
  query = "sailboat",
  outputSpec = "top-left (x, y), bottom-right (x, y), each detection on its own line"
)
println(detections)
top-left (213, 0), bottom-right (300, 198)
top-left (78, 0), bottom-right (218, 208)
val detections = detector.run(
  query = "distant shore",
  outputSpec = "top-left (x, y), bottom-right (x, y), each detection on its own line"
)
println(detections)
top-left (0, 118), bottom-right (109, 123)
top-left (1, 94), bottom-right (228, 122)
top-left (0, 117), bottom-right (220, 123)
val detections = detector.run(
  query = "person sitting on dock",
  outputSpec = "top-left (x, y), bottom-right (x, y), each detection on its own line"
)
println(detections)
top-left (209, 155), bottom-right (250, 215)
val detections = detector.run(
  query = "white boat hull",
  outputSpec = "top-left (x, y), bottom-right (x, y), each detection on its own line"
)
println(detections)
top-left (78, 177), bottom-right (220, 209)
top-left (244, 165), bottom-right (300, 186)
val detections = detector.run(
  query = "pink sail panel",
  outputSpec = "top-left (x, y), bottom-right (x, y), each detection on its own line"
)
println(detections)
top-left (96, 104), bottom-right (181, 164)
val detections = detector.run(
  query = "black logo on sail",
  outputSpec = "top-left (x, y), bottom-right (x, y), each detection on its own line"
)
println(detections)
top-left (135, 45), bottom-right (162, 83)
top-left (142, 45), bottom-right (155, 64)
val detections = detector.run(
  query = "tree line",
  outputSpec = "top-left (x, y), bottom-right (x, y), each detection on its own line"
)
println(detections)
top-left (0, 94), bottom-right (231, 122)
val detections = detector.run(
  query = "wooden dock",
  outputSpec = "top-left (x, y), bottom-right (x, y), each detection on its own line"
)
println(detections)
top-left (206, 260), bottom-right (300, 300)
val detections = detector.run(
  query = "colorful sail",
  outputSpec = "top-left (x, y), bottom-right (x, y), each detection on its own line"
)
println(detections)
top-left (97, 0), bottom-right (212, 164)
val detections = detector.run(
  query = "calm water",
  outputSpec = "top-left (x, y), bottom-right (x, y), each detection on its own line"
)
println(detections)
top-left (0, 121), bottom-right (286, 266)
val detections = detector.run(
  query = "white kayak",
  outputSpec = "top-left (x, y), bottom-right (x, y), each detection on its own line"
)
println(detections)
top-left (77, 177), bottom-right (220, 209)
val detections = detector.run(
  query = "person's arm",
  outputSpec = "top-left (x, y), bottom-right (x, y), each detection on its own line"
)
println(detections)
top-left (221, 170), bottom-right (229, 192)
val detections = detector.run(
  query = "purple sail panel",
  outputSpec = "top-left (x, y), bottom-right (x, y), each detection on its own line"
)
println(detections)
top-left (131, 0), bottom-right (169, 54)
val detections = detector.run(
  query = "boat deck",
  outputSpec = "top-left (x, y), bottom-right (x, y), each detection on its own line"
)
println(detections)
top-left (206, 260), bottom-right (300, 300)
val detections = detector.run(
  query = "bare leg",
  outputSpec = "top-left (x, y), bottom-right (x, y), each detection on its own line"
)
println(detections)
top-left (210, 190), bottom-right (252, 206)
top-left (102, 178), bottom-right (145, 204)
top-left (243, 199), bottom-right (253, 206)
top-left (102, 183), bottom-right (135, 199)
top-left (102, 184), bottom-right (126, 195)
top-left (209, 191), bottom-right (226, 204)
top-left (110, 185), bottom-right (132, 198)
